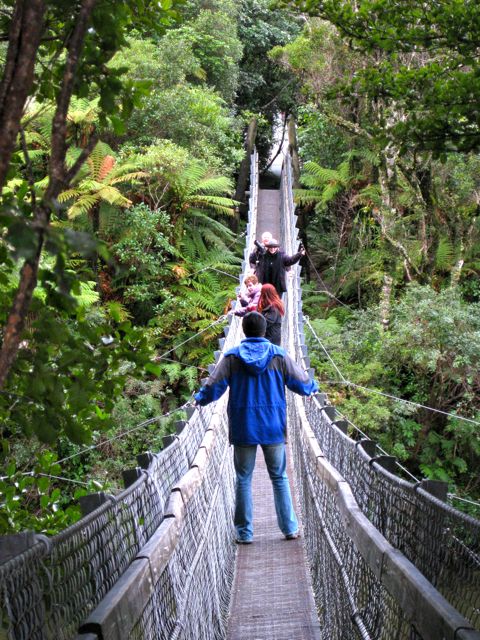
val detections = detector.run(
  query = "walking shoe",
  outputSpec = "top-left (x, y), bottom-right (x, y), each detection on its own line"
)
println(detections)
top-left (235, 538), bottom-right (253, 545)
top-left (285, 531), bottom-right (299, 540)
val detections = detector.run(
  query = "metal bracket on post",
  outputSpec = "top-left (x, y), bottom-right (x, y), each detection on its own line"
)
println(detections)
top-left (299, 343), bottom-right (308, 358)
top-left (137, 452), bottom-right (155, 470)
top-left (319, 405), bottom-right (336, 420)
top-left (369, 455), bottom-right (397, 473)
top-left (332, 419), bottom-right (348, 434)
top-left (175, 420), bottom-right (187, 435)
top-left (0, 531), bottom-right (37, 565)
top-left (162, 434), bottom-right (176, 449)
top-left (356, 439), bottom-right (377, 458)
top-left (415, 479), bottom-right (448, 502)
top-left (315, 392), bottom-right (329, 406)
top-left (79, 492), bottom-right (115, 518)
top-left (122, 467), bottom-right (143, 489)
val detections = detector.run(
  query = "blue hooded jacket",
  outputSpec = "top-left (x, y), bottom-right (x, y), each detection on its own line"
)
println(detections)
top-left (194, 337), bottom-right (318, 445)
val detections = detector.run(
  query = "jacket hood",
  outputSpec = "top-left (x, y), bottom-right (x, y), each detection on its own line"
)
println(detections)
top-left (235, 337), bottom-right (280, 375)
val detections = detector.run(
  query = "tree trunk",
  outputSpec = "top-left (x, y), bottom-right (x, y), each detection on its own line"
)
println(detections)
top-left (0, 1), bottom-right (47, 192)
top-left (287, 115), bottom-right (300, 189)
top-left (379, 274), bottom-right (393, 330)
top-left (234, 117), bottom-right (257, 223)
top-left (0, 0), bottom-right (98, 390)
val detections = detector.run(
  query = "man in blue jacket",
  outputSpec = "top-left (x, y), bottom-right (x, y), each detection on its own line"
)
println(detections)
top-left (194, 312), bottom-right (318, 544)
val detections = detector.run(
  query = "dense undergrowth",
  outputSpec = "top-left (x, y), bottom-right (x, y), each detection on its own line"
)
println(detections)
top-left (1, 0), bottom-right (480, 533)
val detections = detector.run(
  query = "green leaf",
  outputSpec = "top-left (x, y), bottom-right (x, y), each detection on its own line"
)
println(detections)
top-left (145, 362), bottom-right (162, 376)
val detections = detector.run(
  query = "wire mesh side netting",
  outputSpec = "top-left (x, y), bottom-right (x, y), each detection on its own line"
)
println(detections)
top-left (280, 151), bottom-right (480, 638)
top-left (127, 414), bottom-right (236, 640)
top-left (0, 418), bottom-right (204, 640)
top-left (0, 149), bottom-right (259, 640)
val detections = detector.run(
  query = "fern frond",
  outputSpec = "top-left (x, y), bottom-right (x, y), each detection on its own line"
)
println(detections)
top-left (73, 281), bottom-right (100, 308)
top-left (24, 130), bottom-right (50, 149)
top-left (322, 182), bottom-right (343, 204)
top-left (195, 176), bottom-right (233, 194)
top-left (303, 161), bottom-right (340, 184)
top-left (97, 186), bottom-right (131, 207)
top-left (188, 196), bottom-right (236, 216)
top-left (58, 188), bottom-right (81, 203)
top-left (344, 147), bottom-right (380, 167)
top-left (435, 237), bottom-right (455, 271)
top-left (68, 195), bottom-right (101, 218)
top-left (87, 142), bottom-right (115, 178)
top-left (110, 171), bottom-right (147, 185)
top-left (294, 189), bottom-right (324, 205)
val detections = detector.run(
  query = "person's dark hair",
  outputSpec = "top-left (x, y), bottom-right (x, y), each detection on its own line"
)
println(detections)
top-left (242, 311), bottom-right (267, 337)
top-left (258, 284), bottom-right (285, 316)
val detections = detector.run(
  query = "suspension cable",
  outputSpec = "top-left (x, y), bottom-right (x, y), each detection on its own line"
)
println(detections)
top-left (304, 315), bottom-right (480, 428)
top-left (155, 354), bottom-right (208, 372)
top-left (304, 315), bottom-right (480, 502)
top-left (55, 401), bottom-right (192, 467)
top-left (156, 315), bottom-right (227, 361)
top-left (0, 400), bottom-right (194, 487)
top-left (332, 406), bottom-right (421, 483)
top-left (448, 494), bottom-right (480, 509)
top-left (304, 315), bottom-right (347, 383)
top-left (2, 318), bottom-right (222, 483)
top-left (303, 250), bottom-right (351, 309)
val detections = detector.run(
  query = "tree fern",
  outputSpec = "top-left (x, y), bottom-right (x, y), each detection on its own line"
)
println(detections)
top-left (303, 161), bottom-right (340, 185)
top-left (294, 188), bottom-right (325, 206)
top-left (435, 236), bottom-right (455, 271)
top-left (344, 147), bottom-right (380, 167)
top-left (72, 281), bottom-right (100, 308)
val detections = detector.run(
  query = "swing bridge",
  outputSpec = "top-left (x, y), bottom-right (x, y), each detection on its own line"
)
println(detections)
top-left (1, 151), bottom-right (479, 640)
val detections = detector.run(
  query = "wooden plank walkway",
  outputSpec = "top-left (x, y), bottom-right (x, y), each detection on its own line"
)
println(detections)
top-left (226, 444), bottom-right (321, 640)
top-left (226, 186), bottom-right (321, 640)
top-left (256, 188), bottom-right (280, 241)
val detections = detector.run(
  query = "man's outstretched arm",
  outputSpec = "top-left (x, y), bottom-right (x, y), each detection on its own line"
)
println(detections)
top-left (283, 354), bottom-right (318, 396)
top-left (194, 356), bottom-right (231, 405)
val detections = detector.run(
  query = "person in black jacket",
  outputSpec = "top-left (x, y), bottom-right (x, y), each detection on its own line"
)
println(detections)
top-left (258, 283), bottom-right (284, 346)
top-left (248, 231), bottom-right (272, 273)
top-left (252, 238), bottom-right (305, 296)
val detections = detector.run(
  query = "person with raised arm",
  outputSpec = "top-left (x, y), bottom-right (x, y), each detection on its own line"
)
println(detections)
top-left (194, 312), bottom-right (318, 544)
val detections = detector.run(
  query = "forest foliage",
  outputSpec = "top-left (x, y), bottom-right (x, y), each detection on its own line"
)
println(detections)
top-left (274, 1), bottom-right (480, 506)
top-left (0, 0), bottom-right (479, 534)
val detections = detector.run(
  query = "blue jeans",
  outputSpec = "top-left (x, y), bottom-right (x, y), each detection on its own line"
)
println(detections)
top-left (233, 443), bottom-right (298, 542)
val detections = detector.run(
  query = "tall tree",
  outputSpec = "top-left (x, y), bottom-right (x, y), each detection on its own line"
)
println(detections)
top-left (280, 0), bottom-right (480, 154)
top-left (0, 0), bottom-right (180, 388)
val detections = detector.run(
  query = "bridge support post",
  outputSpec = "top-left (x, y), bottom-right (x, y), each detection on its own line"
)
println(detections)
top-left (356, 439), bottom-right (377, 458)
top-left (122, 467), bottom-right (143, 489)
top-left (369, 455), bottom-right (397, 473)
top-left (415, 479), bottom-right (448, 502)
top-left (79, 492), bottom-right (115, 517)
top-left (0, 531), bottom-right (36, 565)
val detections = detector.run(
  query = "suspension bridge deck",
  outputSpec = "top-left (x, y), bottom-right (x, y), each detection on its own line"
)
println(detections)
top-left (226, 186), bottom-right (321, 639)
top-left (226, 444), bottom-right (321, 640)
top-left (257, 187), bottom-right (280, 240)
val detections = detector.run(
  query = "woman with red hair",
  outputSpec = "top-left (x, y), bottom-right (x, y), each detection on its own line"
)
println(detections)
top-left (258, 283), bottom-right (285, 346)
